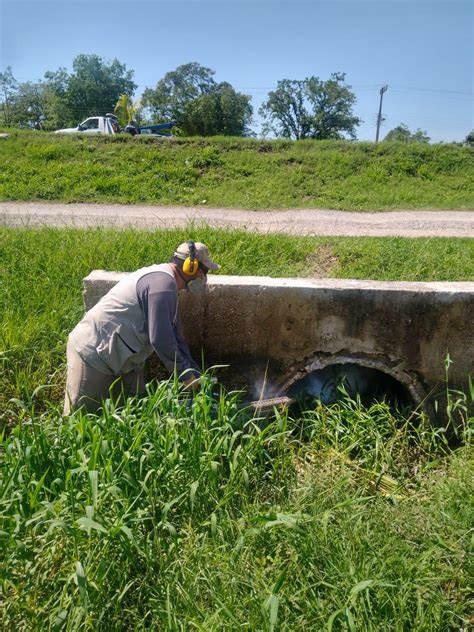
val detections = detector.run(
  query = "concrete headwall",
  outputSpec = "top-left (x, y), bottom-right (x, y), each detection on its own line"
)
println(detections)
top-left (83, 271), bottom-right (474, 416)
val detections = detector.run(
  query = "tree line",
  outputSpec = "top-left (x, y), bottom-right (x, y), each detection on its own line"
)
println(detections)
top-left (1, 54), bottom-right (471, 143)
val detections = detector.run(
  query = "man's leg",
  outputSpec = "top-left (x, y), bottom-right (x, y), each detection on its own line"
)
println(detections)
top-left (64, 342), bottom-right (115, 414)
top-left (120, 368), bottom-right (147, 401)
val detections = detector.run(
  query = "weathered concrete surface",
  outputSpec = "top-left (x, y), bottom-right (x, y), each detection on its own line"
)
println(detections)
top-left (83, 272), bottom-right (474, 417)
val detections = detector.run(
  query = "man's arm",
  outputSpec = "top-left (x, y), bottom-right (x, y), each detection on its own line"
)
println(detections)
top-left (137, 272), bottom-right (199, 380)
top-left (174, 317), bottom-right (201, 374)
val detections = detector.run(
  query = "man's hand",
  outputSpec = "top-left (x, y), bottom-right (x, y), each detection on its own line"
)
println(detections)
top-left (183, 376), bottom-right (200, 391)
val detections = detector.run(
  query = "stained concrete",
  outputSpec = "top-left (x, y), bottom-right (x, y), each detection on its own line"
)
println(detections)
top-left (83, 271), bottom-right (474, 420)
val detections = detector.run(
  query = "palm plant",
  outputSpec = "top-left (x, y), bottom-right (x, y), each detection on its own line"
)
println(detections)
top-left (113, 94), bottom-right (141, 128)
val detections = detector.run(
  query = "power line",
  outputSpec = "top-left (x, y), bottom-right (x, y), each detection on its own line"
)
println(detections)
top-left (133, 82), bottom-right (472, 96)
top-left (4, 72), bottom-right (473, 100)
top-left (390, 84), bottom-right (473, 97)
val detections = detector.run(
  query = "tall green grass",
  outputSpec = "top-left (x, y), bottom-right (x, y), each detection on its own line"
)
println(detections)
top-left (1, 379), bottom-right (472, 630)
top-left (1, 130), bottom-right (473, 209)
top-left (1, 226), bottom-right (472, 629)
top-left (1, 226), bottom-right (473, 425)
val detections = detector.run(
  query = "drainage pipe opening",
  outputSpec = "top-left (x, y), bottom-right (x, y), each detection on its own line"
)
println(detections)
top-left (287, 362), bottom-right (414, 412)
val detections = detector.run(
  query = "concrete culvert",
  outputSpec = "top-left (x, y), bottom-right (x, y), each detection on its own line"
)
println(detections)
top-left (83, 272), bottom-right (474, 425)
top-left (287, 363), bottom-right (414, 411)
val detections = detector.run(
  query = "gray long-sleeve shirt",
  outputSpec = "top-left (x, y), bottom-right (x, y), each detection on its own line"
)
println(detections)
top-left (136, 271), bottom-right (200, 378)
top-left (69, 263), bottom-right (200, 379)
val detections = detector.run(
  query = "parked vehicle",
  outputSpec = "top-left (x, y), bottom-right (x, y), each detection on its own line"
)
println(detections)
top-left (55, 116), bottom-right (175, 137)
top-left (55, 114), bottom-right (120, 135)
top-left (138, 123), bottom-right (175, 137)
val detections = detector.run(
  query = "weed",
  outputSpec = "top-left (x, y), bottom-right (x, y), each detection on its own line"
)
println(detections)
top-left (1, 381), bottom-right (472, 630)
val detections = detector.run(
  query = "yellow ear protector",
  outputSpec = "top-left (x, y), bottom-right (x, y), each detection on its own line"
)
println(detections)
top-left (182, 240), bottom-right (200, 277)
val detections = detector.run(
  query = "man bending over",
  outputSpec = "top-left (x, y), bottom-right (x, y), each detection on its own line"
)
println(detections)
top-left (64, 240), bottom-right (219, 413)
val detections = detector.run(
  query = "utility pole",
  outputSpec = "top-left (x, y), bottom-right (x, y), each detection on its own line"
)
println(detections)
top-left (375, 85), bottom-right (388, 143)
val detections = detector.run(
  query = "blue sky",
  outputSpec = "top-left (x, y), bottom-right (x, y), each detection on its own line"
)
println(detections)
top-left (1, 0), bottom-right (472, 141)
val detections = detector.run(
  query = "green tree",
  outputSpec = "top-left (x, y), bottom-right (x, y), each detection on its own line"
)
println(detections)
top-left (0, 66), bottom-right (19, 126)
top-left (384, 124), bottom-right (430, 143)
top-left (8, 82), bottom-right (46, 128)
top-left (142, 62), bottom-right (252, 136)
top-left (64, 54), bottom-right (136, 123)
top-left (182, 82), bottom-right (252, 136)
top-left (0, 73), bottom-right (53, 130)
top-left (464, 130), bottom-right (474, 146)
top-left (143, 62), bottom-right (215, 123)
top-left (0, 57), bottom-right (137, 130)
top-left (39, 68), bottom-right (72, 129)
top-left (259, 73), bottom-right (361, 140)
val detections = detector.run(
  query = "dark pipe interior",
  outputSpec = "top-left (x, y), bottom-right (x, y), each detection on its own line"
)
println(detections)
top-left (287, 363), bottom-right (413, 410)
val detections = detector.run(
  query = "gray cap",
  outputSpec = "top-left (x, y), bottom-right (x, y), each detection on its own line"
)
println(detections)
top-left (174, 242), bottom-right (220, 270)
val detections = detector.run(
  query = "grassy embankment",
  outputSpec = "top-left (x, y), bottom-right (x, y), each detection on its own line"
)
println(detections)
top-left (1, 226), bottom-right (473, 418)
top-left (0, 130), bottom-right (473, 210)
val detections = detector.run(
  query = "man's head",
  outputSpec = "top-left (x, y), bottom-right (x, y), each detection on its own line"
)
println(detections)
top-left (171, 241), bottom-right (219, 294)
top-left (173, 241), bottom-right (219, 275)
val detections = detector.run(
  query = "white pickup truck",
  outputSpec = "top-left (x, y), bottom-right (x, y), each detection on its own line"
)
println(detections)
top-left (55, 115), bottom-right (120, 135)
top-left (55, 116), bottom-right (174, 137)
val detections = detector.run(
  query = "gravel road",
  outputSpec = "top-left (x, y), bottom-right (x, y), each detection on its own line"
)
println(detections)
top-left (1, 201), bottom-right (473, 237)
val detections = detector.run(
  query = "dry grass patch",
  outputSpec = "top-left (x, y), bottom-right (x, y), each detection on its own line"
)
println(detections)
top-left (303, 244), bottom-right (340, 277)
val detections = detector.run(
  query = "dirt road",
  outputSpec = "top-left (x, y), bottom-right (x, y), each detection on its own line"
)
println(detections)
top-left (1, 202), bottom-right (473, 237)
